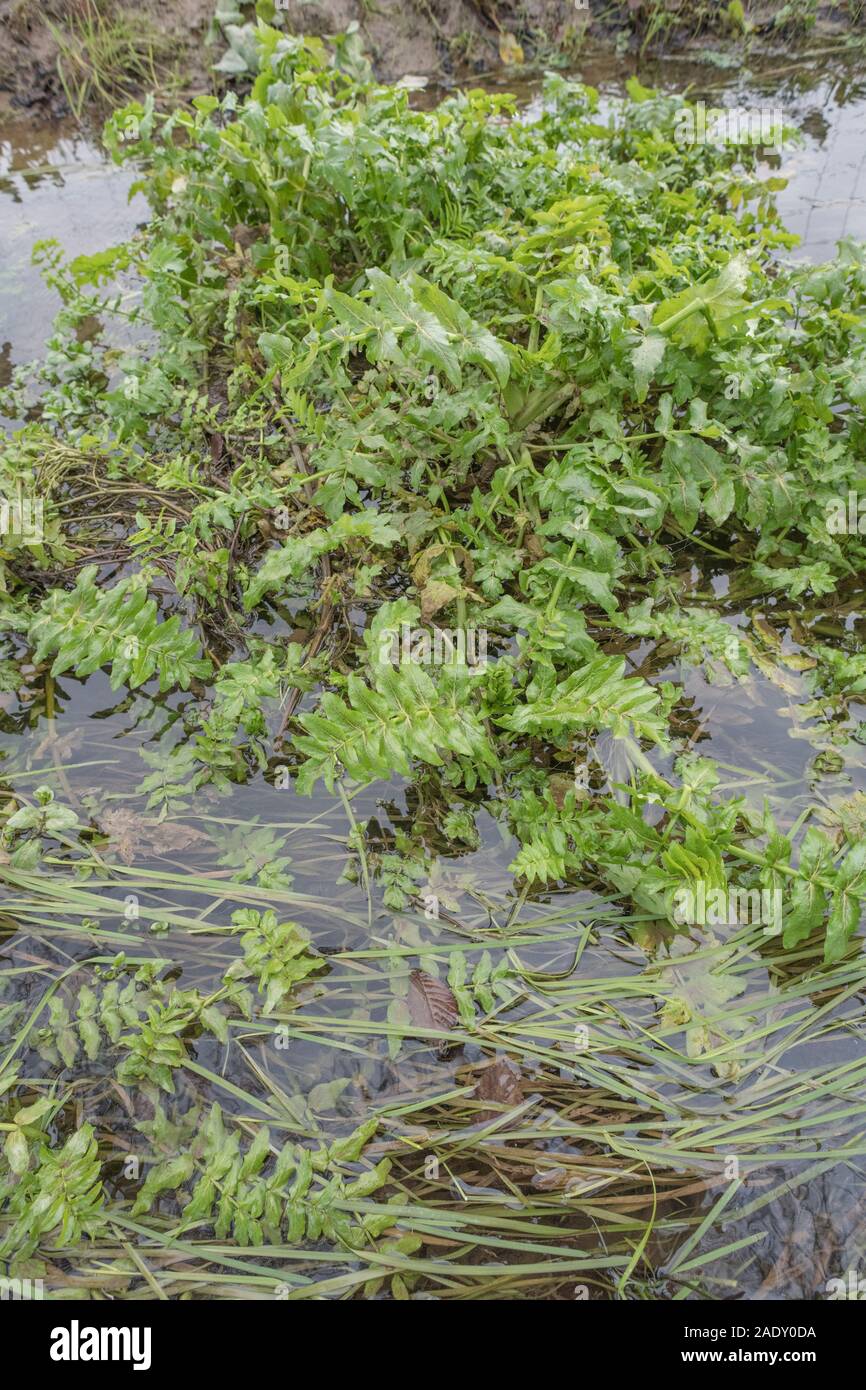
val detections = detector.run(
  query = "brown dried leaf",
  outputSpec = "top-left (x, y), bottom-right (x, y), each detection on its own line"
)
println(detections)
top-left (34, 727), bottom-right (85, 761)
top-left (232, 222), bottom-right (269, 250)
top-left (148, 821), bottom-right (210, 857)
top-left (407, 969), bottom-right (459, 1032)
top-left (474, 1056), bottom-right (524, 1108)
top-left (99, 810), bottom-right (209, 866)
top-left (208, 432), bottom-right (225, 468)
top-left (420, 580), bottom-right (459, 623)
top-left (548, 772), bottom-right (576, 809)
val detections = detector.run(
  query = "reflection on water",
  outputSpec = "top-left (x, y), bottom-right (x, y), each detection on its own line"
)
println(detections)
top-left (0, 120), bottom-right (147, 382)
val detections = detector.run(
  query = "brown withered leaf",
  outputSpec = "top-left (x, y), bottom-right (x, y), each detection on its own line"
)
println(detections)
top-left (548, 772), bottom-right (571, 809)
top-left (231, 221), bottom-right (270, 250)
top-left (474, 1056), bottom-right (524, 1111)
top-left (752, 615), bottom-right (782, 648)
top-left (99, 809), bottom-right (209, 866)
top-left (34, 726), bottom-right (85, 761)
top-left (420, 579), bottom-right (460, 623)
top-left (208, 432), bottom-right (225, 468)
top-left (410, 542), bottom-right (473, 587)
top-left (148, 821), bottom-right (210, 857)
top-left (407, 969), bottom-right (459, 1033)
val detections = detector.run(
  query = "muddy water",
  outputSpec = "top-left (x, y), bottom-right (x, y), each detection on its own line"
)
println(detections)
top-left (3, 52), bottom-right (866, 1300)
top-left (0, 119), bottom-right (148, 383)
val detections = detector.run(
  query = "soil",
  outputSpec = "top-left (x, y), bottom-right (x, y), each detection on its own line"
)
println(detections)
top-left (0, 0), bottom-right (862, 122)
top-left (0, 0), bottom-right (218, 116)
top-left (0, 0), bottom-right (576, 118)
top-left (282, 0), bottom-right (579, 83)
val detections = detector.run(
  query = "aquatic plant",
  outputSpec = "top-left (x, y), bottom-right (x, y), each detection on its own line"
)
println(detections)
top-left (2, 31), bottom-right (866, 1298)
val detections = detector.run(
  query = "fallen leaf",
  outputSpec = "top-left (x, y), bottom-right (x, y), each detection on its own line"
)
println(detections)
top-left (751, 651), bottom-right (802, 696)
top-left (780, 652), bottom-right (817, 671)
top-left (208, 432), bottom-right (225, 468)
top-left (148, 820), bottom-right (210, 857)
top-left (498, 32), bottom-right (524, 65)
top-left (232, 222), bottom-right (269, 250)
top-left (34, 727), bottom-right (85, 761)
top-left (474, 1056), bottom-right (524, 1111)
top-left (407, 969), bottom-right (459, 1032)
top-left (99, 810), bottom-right (209, 865)
top-left (420, 579), bottom-right (459, 623)
top-left (752, 616), bottom-right (782, 647)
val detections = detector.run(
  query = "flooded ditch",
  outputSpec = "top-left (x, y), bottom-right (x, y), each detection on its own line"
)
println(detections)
top-left (2, 39), bottom-right (866, 1301)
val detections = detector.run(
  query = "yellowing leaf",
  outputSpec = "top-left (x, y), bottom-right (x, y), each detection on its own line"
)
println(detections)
top-left (499, 32), bottom-right (524, 65)
top-left (420, 579), bottom-right (460, 622)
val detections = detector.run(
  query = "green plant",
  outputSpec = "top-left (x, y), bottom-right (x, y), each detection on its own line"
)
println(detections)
top-left (3, 27), bottom-right (866, 1301)
top-left (29, 566), bottom-right (212, 693)
top-left (0, 1124), bottom-right (105, 1259)
top-left (48, 0), bottom-right (169, 118)
top-left (133, 1106), bottom-right (391, 1247)
top-left (225, 909), bottom-right (325, 1014)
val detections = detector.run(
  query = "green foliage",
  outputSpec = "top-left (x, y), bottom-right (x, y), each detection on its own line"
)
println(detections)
top-left (496, 654), bottom-right (668, 745)
top-left (0, 1124), bottom-right (105, 1259)
top-left (3, 786), bottom-right (81, 867)
top-left (4, 24), bottom-right (866, 1296)
top-left (225, 908), bottom-right (325, 1014)
top-left (295, 663), bottom-right (498, 794)
top-left (1, 1097), bottom-right (55, 1177)
top-left (132, 1105), bottom-right (390, 1247)
top-left (29, 566), bottom-right (212, 692)
top-left (448, 951), bottom-right (511, 1023)
top-left (5, 30), bottom-right (865, 961)
top-left (34, 964), bottom-right (236, 1092)
top-left (243, 512), bottom-right (400, 611)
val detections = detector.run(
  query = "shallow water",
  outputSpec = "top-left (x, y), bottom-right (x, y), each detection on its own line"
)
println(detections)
top-left (2, 50), bottom-right (866, 1300)
top-left (0, 119), bottom-right (147, 383)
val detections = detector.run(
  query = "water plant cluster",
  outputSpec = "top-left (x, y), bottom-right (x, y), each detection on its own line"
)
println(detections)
top-left (2, 27), bottom-right (866, 1298)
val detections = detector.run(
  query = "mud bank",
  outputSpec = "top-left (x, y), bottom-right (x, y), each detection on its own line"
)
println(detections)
top-left (0, 0), bottom-right (863, 120)
top-left (3, 0), bottom-right (572, 116)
